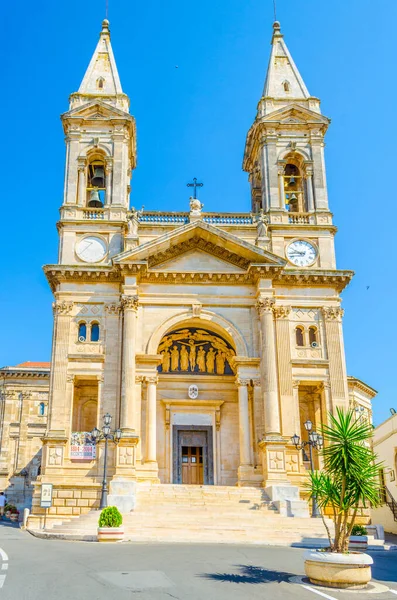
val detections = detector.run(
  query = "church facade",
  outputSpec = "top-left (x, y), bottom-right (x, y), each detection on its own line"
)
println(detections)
top-left (25, 20), bottom-right (376, 520)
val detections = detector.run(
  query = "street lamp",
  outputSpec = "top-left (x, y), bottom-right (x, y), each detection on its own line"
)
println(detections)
top-left (291, 419), bottom-right (323, 518)
top-left (91, 413), bottom-right (122, 509)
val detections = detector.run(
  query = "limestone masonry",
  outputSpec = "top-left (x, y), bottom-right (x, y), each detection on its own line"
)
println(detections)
top-left (0, 20), bottom-right (376, 523)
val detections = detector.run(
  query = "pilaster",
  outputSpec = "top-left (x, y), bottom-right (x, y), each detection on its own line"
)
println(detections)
top-left (322, 307), bottom-right (349, 410)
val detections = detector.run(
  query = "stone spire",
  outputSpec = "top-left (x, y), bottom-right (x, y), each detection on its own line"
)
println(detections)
top-left (263, 21), bottom-right (310, 100)
top-left (69, 20), bottom-right (129, 112)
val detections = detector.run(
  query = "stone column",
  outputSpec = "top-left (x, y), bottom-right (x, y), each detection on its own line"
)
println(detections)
top-left (120, 295), bottom-right (138, 432)
top-left (305, 170), bottom-right (315, 212)
top-left (146, 376), bottom-right (158, 463)
top-left (236, 378), bottom-right (252, 467)
top-left (77, 159), bottom-right (86, 206)
top-left (274, 306), bottom-right (295, 437)
top-left (277, 161), bottom-right (286, 209)
top-left (256, 298), bottom-right (281, 436)
top-left (105, 159), bottom-right (113, 206)
top-left (322, 307), bottom-right (349, 411)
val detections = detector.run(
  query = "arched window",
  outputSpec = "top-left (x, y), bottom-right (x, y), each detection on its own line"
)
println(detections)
top-left (38, 402), bottom-right (45, 416)
top-left (97, 77), bottom-right (105, 89)
top-left (78, 322), bottom-right (87, 342)
top-left (284, 161), bottom-right (306, 212)
top-left (309, 326), bottom-right (318, 346)
top-left (91, 322), bottom-right (100, 342)
top-left (87, 157), bottom-right (106, 208)
top-left (283, 80), bottom-right (290, 92)
top-left (295, 326), bottom-right (304, 347)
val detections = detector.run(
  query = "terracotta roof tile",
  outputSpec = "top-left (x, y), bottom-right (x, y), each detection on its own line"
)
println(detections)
top-left (14, 362), bottom-right (51, 368)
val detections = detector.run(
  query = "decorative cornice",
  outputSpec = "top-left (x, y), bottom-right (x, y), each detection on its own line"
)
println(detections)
top-left (44, 265), bottom-right (352, 292)
top-left (322, 306), bottom-right (344, 321)
top-left (256, 297), bottom-right (275, 316)
top-left (273, 305), bottom-right (291, 319)
top-left (121, 295), bottom-right (139, 311)
top-left (105, 302), bottom-right (122, 315)
top-left (52, 301), bottom-right (73, 315)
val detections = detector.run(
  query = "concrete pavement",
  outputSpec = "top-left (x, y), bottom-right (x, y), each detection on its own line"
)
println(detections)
top-left (0, 523), bottom-right (396, 599)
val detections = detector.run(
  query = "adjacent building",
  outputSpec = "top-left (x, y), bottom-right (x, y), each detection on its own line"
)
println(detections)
top-left (371, 412), bottom-right (397, 534)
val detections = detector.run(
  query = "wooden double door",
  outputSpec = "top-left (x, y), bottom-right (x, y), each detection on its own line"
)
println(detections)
top-left (173, 426), bottom-right (214, 485)
top-left (181, 446), bottom-right (204, 485)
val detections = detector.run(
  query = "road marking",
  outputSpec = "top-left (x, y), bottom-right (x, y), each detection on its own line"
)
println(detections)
top-left (389, 591), bottom-right (397, 596)
top-left (0, 575), bottom-right (6, 589)
top-left (302, 584), bottom-right (337, 600)
top-left (0, 549), bottom-right (8, 562)
top-left (1, 564), bottom-right (8, 571)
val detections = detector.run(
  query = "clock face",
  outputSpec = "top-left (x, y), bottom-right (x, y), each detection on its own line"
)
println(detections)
top-left (286, 240), bottom-right (317, 267)
top-left (76, 236), bottom-right (107, 263)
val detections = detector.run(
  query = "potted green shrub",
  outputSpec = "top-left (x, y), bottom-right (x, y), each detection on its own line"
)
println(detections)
top-left (97, 506), bottom-right (123, 542)
top-left (304, 408), bottom-right (381, 589)
top-left (4, 504), bottom-right (17, 519)
top-left (9, 509), bottom-right (19, 523)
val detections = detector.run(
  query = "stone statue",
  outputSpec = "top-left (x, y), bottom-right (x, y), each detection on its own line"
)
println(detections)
top-left (257, 209), bottom-right (269, 238)
top-left (127, 206), bottom-right (144, 236)
top-left (215, 351), bottom-right (226, 375)
top-left (188, 340), bottom-right (196, 370)
top-left (162, 350), bottom-right (170, 373)
top-left (180, 345), bottom-right (189, 371)
top-left (171, 346), bottom-right (179, 371)
top-left (206, 347), bottom-right (215, 373)
top-left (197, 346), bottom-right (206, 372)
top-left (189, 197), bottom-right (203, 216)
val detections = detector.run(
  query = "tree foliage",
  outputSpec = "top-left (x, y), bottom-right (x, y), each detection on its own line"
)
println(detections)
top-left (305, 408), bottom-right (382, 553)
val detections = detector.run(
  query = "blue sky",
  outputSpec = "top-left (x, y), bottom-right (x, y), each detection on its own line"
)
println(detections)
top-left (2, 0), bottom-right (396, 425)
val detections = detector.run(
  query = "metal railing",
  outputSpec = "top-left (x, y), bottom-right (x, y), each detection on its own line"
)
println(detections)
top-left (385, 486), bottom-right (397, 521)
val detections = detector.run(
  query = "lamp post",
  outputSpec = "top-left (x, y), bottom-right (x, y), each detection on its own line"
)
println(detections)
top-left (291, 419), bottom-right (323, 518)
top-left (91, 413), bottom-right (122, 510)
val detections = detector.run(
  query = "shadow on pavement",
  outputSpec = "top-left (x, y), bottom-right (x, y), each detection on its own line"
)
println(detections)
top-left (199, 564), bottom-right (294, 584)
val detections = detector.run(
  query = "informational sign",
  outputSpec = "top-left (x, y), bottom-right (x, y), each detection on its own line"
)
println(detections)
top-left (40, 483), bottom-right (53, 508)
top-left (70, 445), bottom-right (96, 460)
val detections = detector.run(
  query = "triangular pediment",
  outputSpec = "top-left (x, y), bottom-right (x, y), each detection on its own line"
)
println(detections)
top-left (153, 249), bottom-right (246, 272)
top-left (62, 100), bottom-right (131, 121)
top-left (262, 103), bottom-right (329, 126)
top-left (114, 221), bottom-right (286, 272)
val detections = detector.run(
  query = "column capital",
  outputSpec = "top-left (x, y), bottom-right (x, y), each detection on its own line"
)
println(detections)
top-left (277, 159), bottom-right (287, 176)
top-left (235, 377), bottom-right (250, 387)
top-left (52, 301), bottom-right (73, 315)
top-left (256, 297), bottom-right (275, 316)
top-left (146, 375), bottom-right (159, 385)
top-left (292, 380), bottom-right (301, 389)
top-left (322, 306), bottom-right (344, 322)
top-left (77, 157), bottom-right (87, 171)
top-left (273, 305), bottom-right (291, 319)
top-left (121, 295), bottom-right (139, 311)
top-left (252, 378), bottom-right (261, 387)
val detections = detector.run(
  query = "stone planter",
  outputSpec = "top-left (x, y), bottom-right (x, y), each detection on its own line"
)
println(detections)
top-left (304, 550), bottom-right (373, 589)
top-left (97, 527), bottom-right (124, 543)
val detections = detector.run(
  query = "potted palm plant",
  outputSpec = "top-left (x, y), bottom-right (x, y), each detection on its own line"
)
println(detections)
top-left (97, 506), bottom-right (123, 542)
top-left (304, 408), bottom-right (381, 589)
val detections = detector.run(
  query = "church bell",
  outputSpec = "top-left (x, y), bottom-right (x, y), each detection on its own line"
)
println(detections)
top-left (288, 176), bottom-right (296, 187)
top-left (91, 166), bottom-right (105, 188)
top-left (88, 190), bottom-right (103, 208)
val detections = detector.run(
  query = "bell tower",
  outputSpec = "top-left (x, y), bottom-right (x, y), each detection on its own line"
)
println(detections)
top-left (243, 21), bottom-right (336, 269)
top-left (58, 19), bottom-right (136, 265)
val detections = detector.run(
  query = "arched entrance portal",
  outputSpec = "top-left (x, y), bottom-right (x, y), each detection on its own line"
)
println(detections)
top-left (156, 325), bottom-right (238, 485)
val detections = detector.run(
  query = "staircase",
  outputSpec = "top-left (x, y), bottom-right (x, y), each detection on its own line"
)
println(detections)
top-left (36, 484), bottom-right (333, 546)
top-left (385, 486), bottom-right (397, 521)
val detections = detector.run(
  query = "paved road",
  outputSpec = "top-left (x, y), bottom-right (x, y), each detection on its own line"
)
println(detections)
top-left (0, 524), bottom-right (396, 599)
